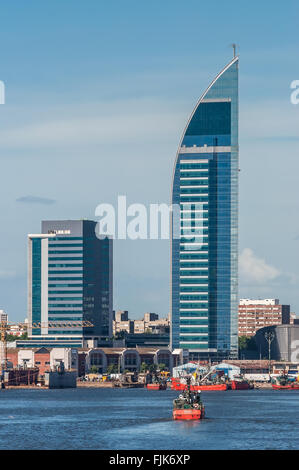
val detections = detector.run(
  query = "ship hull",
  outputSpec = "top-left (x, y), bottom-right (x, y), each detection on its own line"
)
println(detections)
top-left (172, 383), bottom-right (227, 391)
top-left (173, 407), bottom-right (205, 420)
top-left (147, 383), bottom-right (167, 390)
top-left (231, 380), bottom-right (250, 390)
top-left (272, 383), bottom-right (299, 390)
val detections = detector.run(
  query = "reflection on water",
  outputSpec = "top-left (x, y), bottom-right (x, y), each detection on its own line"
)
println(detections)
top-left (0, 388), bottom-right (298, 450)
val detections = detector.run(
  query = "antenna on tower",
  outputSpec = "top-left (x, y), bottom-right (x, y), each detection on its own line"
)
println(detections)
top-left (231, 43), bottom-right (238, 58)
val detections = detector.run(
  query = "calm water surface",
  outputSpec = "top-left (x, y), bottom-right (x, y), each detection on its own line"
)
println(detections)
top-left (0, 388), bottom-right (298, 450)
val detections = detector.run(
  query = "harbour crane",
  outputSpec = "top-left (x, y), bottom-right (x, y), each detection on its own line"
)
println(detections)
top-left (0, 319), bottom-right (94, 373)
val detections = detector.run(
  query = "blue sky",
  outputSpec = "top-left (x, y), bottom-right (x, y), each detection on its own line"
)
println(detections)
top-left (0, 1), bottom-right (298, 321)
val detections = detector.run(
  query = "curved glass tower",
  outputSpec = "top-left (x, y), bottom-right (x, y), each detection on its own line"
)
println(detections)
top-left (171, 56), bottom-right (239, 359)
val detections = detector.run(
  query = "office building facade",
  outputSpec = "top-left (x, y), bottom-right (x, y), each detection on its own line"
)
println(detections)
top-left (171, 56), bottom-right (239, 359)
top-left (27, 220), bottom-right (112, 347)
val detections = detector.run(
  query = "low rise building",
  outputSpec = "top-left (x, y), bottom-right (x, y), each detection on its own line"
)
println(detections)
top-left (113, 311), bottom-right (170, 336)
top-left (6, 347), bottom-right (78, 376)
top-left (80, 347), bottom-right (174, 375)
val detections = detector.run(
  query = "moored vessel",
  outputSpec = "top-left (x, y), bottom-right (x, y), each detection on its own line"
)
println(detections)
top-left (174, 382), bottom-right (227, 391)
top-left (272, 373), bottom-right (299, 390)
top-left (272, 383), bottom-right (299, 390)
top-left (146, 372), bottom-right (167, 390)
top-left (147, 382), bottom-right (167, 390)
top-left (230, 375), bottom-right (251, 390)
top-left (172, 369), bottom-right (227, 391)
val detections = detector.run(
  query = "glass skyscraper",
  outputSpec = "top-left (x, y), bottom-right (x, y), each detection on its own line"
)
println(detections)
top-left (171, 56), bottom-right (239, 359)
top-left (27, 220), bottom-right (113, 348)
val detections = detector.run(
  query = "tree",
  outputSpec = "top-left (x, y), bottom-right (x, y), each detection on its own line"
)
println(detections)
top-left (107, 364), bottom-right (118, 375)
top-left (148, 363), bottom-right (157, 373)
top-left (6, 332), bottom-right (28, 342)
top-left (90, 365), bottom-right (100, 374)
top-left (158, 363), bottom-right (166, 371)
top-left (238, 336), bottom-right (257, 351)
top-left (140, 362), bottom-right (148, 373)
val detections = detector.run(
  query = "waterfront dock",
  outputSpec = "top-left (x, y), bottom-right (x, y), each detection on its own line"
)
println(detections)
top-left (77, 380), bottom-right (145, 388)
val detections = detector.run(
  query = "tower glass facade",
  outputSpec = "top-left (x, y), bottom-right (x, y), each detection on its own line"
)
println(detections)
top-left (28, 220), bottom-right (113, 347)
top-left (171, 57), bottom-right (239, 359)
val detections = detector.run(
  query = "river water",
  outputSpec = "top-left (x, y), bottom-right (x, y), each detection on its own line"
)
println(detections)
top-left (0, 388), bottom-right (298, 450)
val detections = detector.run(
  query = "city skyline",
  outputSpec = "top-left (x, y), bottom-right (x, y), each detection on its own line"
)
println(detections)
top-left (0, 1), bottom-right (298, 321)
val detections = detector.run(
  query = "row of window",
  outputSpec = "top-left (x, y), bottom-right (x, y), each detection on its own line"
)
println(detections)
top-left (48, 303), bottom-right (83, 307)
top-left (49, 264), bottom-right (83, 268)
top-left (180, 164), bottom-right (208, 170)
top-left (180, 328), bottom-right (208, 333)
top-left (48, 291), bottom-right (83, 294)
top-left (180, 295), bottom-right (208, 301)
top-left (48, 317), bottom-right (83, 321)
top-left (48, 243), bottom-right (83, 247)
top-left (49, 237), bottom-right (83, 241)
top-left (180, 286), bottom-right (208, 292)
top-left (48, 284), bottom-right (82, 287)
top-left (180, 303), bottom-right (208, 308)
top-left (179, 336), bottom-right (208, 342)
top-left (180, 270), bottom-right (209, 276)
top-left (180, 319), bottom-right (208, 325)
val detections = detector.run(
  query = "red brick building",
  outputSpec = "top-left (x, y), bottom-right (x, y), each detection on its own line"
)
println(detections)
top-left (238, 299), bottom-right (290, 337)
top-left (6, 348), bottom-right (18, 368)
top-left (33, 347), bottom-right (51, 375)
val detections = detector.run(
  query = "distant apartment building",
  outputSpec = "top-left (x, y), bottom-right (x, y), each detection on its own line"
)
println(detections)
top-left (114, 310), bottom-right (129, 322)
top-left (113, 312), bottom-right (170, 336)
top-left (0, 310), bottom-right (8, 323)
top-left (7, 324), bottom-right (26, 337)
top-left (113, 310), bottom-right (134, 335)
top-left (0, 311), bottom-right (26, 336)
top-left (134, 313), bottom-right (169, 334)
top-left (290, 312), bottom-right (297, 324)
top-left (27, 220), bottom-right (113, 348)
top-left (238, 299), bottom-right (290, 337)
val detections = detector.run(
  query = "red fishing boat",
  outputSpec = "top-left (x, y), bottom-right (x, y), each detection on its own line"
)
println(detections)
top-left (230, 376), bottom-right (250, 390)
top-left (173, 377), bottom-right (205, 420)
top-left (272, 383), bottom-right (299, 390)
top-left (173, 407), bottom-right (204, 420)
top-left (272, 373), bottom-right (299, 390)
top-left (174, 382), bottom-right (227, 391)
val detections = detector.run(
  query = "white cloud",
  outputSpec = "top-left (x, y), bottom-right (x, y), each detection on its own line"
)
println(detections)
top-left (0, 96), bottom-right (297, 151)
top-left (0, 99), bottom-right (185, 149)
top-left (239, 248), bottom-right (280, 283)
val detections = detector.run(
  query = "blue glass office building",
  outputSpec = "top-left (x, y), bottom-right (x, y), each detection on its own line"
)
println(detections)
top-left (171, 56), bottom-right (239, 359)
top-left (27, 220), bottom-right (113, 348)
